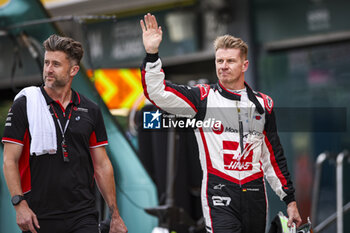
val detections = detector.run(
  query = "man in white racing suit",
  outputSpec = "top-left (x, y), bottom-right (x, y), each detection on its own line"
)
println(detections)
top-left (140, 13), bottom-right (302, 233)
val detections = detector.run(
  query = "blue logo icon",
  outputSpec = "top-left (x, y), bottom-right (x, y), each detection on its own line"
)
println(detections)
top-left (143, 110), bottom-right (162, 129)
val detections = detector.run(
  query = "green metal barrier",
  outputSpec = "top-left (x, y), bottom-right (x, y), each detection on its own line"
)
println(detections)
top-left (0, 0), bottom-right (158, 232)
top-left (0, 146), bottom-right (21, 233)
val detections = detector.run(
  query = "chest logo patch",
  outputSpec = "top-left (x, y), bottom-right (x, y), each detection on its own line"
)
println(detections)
top-left (74, 107), bottom-right (88, 113)
top-left (196, 84), bottom-right (210, 100)
top-left (259, 92), bottom-right (273, 114)
top-left (222, 140), bottom-right (253, 171)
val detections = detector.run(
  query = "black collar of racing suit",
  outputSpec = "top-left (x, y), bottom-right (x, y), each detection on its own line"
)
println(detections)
top-left (215, 81), bottom-right (265, 115)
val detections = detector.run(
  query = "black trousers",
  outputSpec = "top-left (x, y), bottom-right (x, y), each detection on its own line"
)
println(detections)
top-left (205, 174), bottom-right (267, 233)
top-left (23, 213), bottom-right (99, 233)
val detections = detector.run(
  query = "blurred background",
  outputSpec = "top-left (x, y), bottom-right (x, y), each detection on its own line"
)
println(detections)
top-left (0, 0), bottom-right (349, 232)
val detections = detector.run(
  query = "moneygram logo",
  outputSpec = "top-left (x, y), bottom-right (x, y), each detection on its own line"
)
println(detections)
top-left (143, 110), bottom-right (221, 130)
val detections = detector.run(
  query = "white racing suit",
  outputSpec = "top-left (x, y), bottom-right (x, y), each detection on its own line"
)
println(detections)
top-left (141, 53), bottom-right (295, 233)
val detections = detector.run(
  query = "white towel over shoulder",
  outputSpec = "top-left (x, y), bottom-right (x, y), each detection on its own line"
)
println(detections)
top-left (15, 86), bottom-right (57, 155)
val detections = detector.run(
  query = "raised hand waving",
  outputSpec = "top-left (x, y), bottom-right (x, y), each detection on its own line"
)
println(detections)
top-left (140, 13), bottom-right (163, 54)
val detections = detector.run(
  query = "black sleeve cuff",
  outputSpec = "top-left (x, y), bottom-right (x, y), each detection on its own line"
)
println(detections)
top-left (145, 53), bottom-right (159, 63)
top-left (283, 194), bottom-right (295, 205)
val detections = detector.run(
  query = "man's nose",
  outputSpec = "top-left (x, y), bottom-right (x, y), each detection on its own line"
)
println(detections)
top-left (221, 61), bottom-right (228, 68)
top-left (45, 63), bottom-right (53, 72)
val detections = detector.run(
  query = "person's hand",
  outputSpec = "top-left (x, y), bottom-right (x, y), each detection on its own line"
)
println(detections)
top-left (15, 201), bottom-right (40, 233)
top-left (287, 201), bottom-right (302, 228)
top-left (109, 213), bottom-right (127, 233)
top-left (140, 13), bottom-right (163, 54)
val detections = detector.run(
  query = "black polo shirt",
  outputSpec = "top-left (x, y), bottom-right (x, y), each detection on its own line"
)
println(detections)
top-left (2, 86), bottom-right (108, 219)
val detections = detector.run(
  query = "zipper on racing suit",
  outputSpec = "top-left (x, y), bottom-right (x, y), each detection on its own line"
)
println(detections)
top-left (235, 89), bottom-right (251, 188)
top-left (237, 107), bottom-right (244, 187)
top-left (238, 109), bottom-right (244, 155)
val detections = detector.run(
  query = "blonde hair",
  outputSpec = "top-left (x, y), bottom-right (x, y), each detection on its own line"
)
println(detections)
top-left (214, 35), bottom-right (248, 60)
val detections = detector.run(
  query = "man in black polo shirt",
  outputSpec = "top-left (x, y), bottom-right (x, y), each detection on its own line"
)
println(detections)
top-left (2, 35), bottom-right (127, 233)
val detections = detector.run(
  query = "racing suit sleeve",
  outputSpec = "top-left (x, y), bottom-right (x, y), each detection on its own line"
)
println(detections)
top-left (261, 108), bottom-right (296, 205)
top-left (141, 53), bottom-right (207, 118)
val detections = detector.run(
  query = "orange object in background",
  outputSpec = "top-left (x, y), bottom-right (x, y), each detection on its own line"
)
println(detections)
top-left (87, 68), bottom-right (145, 111)
top-left (0, 0), bottom-right (10, 8)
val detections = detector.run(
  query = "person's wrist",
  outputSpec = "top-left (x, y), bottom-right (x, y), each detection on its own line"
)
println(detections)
top-left (287, 201), bottom-right (296, 208)
top-left (11, 195), bottom-right (25, 206)
top-left (146, 47), bottom-right (158, 54)
top-left (111, 210), bottom-right (120, 217)
top-left (14, 199), bottom-right (28, 210)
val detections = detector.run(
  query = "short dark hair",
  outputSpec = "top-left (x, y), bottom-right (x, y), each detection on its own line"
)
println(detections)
top-left (43, 34), bottom-right (84, 64)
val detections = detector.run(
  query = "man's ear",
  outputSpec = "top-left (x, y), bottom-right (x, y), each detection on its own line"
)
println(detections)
top-left (70, 65), bottom-right (80, 76)
top-left (242, 60), bottom-right (249, 72)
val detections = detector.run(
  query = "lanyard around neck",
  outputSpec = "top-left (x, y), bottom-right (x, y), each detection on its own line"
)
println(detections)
top-left (50, 103), bottom-right (73, 136)
top-left (50, 103), bottom-right (73, 162)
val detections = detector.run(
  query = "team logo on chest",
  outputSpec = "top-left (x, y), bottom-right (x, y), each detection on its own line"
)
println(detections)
top-left (222, 141), bottom-right (253, 171)
top-left (259, 92), bottom-right (273, 114)
top-left (74, 107), bottom-right (88, 113)
top-left (196, 84), bottom-right (210, 100)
